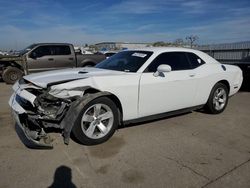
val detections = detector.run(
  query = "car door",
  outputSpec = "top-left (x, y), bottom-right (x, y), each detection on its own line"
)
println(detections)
top-left (50, 45), bottom-right (76, 68)
top-left (27, 45), bottom-right (76, 72)
top-left (138, 52), bottom-right (198, 117)
top-left (27, 45), bottom-right (56, 72)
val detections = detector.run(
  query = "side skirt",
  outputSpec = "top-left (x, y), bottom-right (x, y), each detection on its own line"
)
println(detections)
top-left (123, 105), bottom-right (204, 125)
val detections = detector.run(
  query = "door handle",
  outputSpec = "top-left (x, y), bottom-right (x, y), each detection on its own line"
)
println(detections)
top-left (189, 73), bottom-right (196, 77)
top-left (68, 57), bottom-right (74, 60)
top-left (48, 58), bottom-right (54, 61)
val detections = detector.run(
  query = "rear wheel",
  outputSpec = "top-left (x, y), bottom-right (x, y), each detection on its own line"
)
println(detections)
top-left (205, 83), bottom-right (229, 114)
top-left (2, 66), bottom-right (23, 84)
top-left (83, 62), bottom-right (95, 67)
top-left (72, 97), bottom-right (119, 145)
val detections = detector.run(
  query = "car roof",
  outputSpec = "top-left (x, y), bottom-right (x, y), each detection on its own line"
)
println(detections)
top-left (32, 43), bottom-right (73, 46)
top-left (128, 47), bottom-right (201, 54)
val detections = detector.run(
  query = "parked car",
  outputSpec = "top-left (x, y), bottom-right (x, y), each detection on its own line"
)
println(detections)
top-left (9, 47), bottom-right (243, 148)
top-left (0, 43), bottom-right (106, 84)
top-left (74, 46), bottom-right (93, 55)
top-left (0, 51), bottom-right (8, 56)
top-left (236, 63), bottom-right (250, 89)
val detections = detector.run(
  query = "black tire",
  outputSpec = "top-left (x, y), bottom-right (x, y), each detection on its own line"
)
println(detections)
top-left (205, 83), bottom-right (229, 114)
top-left (2, 66), bottom-right (23, 84)
top-left (72, 97), bottom-right (119, 145)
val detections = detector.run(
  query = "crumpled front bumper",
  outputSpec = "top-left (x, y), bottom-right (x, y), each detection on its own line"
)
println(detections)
top-left (9, 83), bottom-right (53, 149)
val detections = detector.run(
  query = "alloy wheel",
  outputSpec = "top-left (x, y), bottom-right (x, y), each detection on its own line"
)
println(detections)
top-left (81, 103), bottom-right (114, 139)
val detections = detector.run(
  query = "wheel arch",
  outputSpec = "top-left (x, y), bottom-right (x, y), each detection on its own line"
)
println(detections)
top-left (84, 88), bottom-right (123, 124)
top-left (105, 94), bottom-right (123, 125)
top-left (0, 61), bottom-right (23, 70)
top-left (61, 89), bottom-right (124, 144)
top-left (205, 79), bottom-right (230, 114)
top-left (80, 60), bottom-right (96, 67)
top-left (216, 79), bottom-right (230, 94)
top-left (204, 79), bottom-right (230, 105)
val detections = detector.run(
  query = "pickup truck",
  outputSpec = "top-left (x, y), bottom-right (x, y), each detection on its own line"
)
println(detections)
top-left (0, 43), bottom-right (106, 84)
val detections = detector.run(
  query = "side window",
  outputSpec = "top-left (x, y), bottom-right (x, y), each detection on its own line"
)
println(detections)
top-left (50, 46), bottom-right (71, 55)
top-left (147, 52), bottom-right (191, 72)
top-left (32, 46), bottom-right (51, 57)
top-left (185, 52), bottom-right (205, 68)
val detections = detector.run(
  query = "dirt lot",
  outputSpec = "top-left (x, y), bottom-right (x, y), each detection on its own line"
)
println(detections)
top-left (0, 83), bottom-right (250, 188)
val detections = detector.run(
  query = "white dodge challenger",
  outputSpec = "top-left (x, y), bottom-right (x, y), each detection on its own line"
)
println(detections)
top-left (9, 47), bottom-right (243, 148)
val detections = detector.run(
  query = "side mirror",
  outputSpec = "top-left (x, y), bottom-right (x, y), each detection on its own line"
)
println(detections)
top-left (153, 64), bottom-right (172, 77)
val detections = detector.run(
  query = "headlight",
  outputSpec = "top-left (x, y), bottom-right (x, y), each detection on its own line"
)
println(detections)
top-left (49, 89), bottom-right (84, 98)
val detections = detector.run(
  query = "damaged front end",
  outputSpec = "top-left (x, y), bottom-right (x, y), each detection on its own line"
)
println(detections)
top-left (9, 78), bottom-right (89, 148)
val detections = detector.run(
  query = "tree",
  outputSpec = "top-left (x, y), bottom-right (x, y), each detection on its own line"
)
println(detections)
top-left (185, 35), bottom-right (199, 48)
top-left (152, 41), bottom-right (173, 47)
top-left (152, 41), bottom-right (166, 47)
top-left (174, 38), bottom-right (184, 46)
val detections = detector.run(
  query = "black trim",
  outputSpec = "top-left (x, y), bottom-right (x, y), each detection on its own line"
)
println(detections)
top-left (123, 105), bottom-right (204, 125)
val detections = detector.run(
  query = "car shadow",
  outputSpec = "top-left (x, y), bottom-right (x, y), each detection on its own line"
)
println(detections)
top-left (70, 132), bottom-right (83, 145)
top-left (70, 111), bottom-right (192, 145)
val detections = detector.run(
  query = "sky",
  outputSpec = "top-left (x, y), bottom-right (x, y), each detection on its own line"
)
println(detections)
top-left (0, 0), bottom-right (250, 50)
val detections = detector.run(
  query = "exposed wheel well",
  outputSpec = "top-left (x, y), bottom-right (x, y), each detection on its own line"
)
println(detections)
top-left (217, 80), bottom-right (230, 93)
top-left (0, 61), bottom-right (23, 70)
top-left (84, 88), bottom-right (100, 94)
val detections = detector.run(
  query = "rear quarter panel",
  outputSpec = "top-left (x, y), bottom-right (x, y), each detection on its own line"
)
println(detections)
top-left (194, 63), bottom-right (243, 106)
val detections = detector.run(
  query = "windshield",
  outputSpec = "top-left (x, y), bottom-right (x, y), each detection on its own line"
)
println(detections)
top-left (96, 50), bottom-right (153, 72)
top-left (19, 44), bottom-right (37, 55)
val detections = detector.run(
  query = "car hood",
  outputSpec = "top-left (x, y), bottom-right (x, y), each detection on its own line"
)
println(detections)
top-left (23, 67), bottom-right (126, 88)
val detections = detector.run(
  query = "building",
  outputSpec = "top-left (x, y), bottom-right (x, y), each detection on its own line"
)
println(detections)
top-left (95, 42), bottom-right (152, 51)
top-left (197, 41), bottom-right (250, 64)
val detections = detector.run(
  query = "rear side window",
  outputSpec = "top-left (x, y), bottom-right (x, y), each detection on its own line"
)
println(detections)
top-left (146, 52), bottom-right (191, 72)
top-left (51, 45), bottom-right (71, 55)
top-left (185, 52), bottom-right (205, 68)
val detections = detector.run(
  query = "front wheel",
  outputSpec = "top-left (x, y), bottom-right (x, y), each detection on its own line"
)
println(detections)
top-left (205, 83), bottom-right (229, 114)
top-left (72, 97), bottom-right (119, 145)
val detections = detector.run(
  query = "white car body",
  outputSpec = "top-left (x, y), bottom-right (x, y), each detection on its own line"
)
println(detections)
top-left (9, 47), bottom-right (243, 147)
